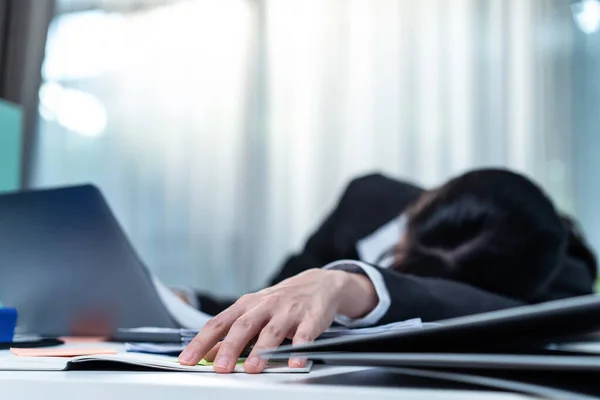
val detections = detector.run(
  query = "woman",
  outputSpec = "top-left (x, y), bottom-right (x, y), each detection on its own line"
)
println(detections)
top-left (179, 168), bottom-right (596, 374)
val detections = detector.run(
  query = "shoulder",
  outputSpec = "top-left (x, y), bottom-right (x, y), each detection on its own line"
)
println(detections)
top-left (332, 173), bottom-right (424, 230)
top-left (340, 173), bottom-right (423, 207)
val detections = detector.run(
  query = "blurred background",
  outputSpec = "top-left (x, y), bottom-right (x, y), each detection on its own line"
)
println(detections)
top-left (1, 0), bottom-right (599, 297)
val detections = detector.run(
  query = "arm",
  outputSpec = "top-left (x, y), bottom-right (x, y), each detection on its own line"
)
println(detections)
top-left (179, 268), bottom-right (377, 373)
top-left (178, 264), bottom-right (522, 374)
top-left (324, 261), bottom-right (525, 326)
top-left (375, 266), bottom-right (526, 323)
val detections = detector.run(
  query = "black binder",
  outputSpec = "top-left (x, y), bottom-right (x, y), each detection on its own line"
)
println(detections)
top-left (262, 294), bottom-right (600, 356)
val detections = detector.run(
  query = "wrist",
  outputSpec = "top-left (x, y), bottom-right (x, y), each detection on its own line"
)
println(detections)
top-left (331, 270), bottom-right (378, 319)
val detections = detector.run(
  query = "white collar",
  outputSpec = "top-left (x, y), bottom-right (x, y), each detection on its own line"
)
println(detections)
top-left (356, 214), bottom-right (406, 269)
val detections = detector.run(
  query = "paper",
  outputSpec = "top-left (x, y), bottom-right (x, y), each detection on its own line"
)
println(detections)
top-left (150, 274), bottom-right (212, 329)
top-left (320, 318), bottom-right (424, 339)
top-left (0, 356), bottom-right (73, 371)
top-left (10, 347), bottom-right (117, 357)
top-left (125, 342), bottom-right (186, 354)
top-left (117, 327), bottom-right (198, 343)
top-left (120, 327), bottom-right (197, 336)
top-left (0, 351), bottom-right (312, 373)
top-left (197, 358), bottom-right (245, 367)
top-left (74, 353), bottom-right (312, 373)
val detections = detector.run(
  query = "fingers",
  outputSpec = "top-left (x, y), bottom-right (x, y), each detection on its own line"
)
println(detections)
top-left (202, 334), bottom-right (257, 362)
top-left (178, 305), bottom-right (244, 366)
top-left (179, 270), bottom-right (341, 375)
top-left (243, 316), bottom-right (297, 374)
top-left (288, 319), bottom-right (320, 368)
top-left (204, 342), bottom-right (221, 362)
top-left (213, 307), bottom-right (271, 373)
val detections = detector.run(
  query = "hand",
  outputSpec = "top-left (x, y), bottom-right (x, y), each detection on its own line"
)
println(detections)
top-left (178, 268), bottom-right (378, 374)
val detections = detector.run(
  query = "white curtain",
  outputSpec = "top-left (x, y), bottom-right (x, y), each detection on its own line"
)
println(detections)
top-left (32, 0), bottom-right (578, 297)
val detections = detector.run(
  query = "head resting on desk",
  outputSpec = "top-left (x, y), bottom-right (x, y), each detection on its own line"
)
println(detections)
top-left (394, 168), bottom-right (568, 302)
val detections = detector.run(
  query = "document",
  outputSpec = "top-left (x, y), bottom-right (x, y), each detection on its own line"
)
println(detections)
top-left (125, 342), bottom-right (186, 354)
top-left (119, 319), bottom-right (426, 348)
top-left (11, 348), bottom-right (117, 357)
top-left (116, 327), bottom-right (198, 343)
top-left (320, 318), bottom-right (426, 339)
top-left (150, 274), bottom-right (212, 329)
top-left (0, 351), bottom-right (312, 373)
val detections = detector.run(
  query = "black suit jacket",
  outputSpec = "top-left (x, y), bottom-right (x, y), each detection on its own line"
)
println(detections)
top-left (197, 174), bottom-right (596, 322)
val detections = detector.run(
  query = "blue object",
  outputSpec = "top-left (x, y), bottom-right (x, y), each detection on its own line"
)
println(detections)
top-left (0, 308), bottom-right (17, 342)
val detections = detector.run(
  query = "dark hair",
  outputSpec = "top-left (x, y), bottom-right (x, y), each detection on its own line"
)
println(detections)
top-left (560, 215), bottom-right (598, 281)
top-left (395, 168), bottom-right (568, 301)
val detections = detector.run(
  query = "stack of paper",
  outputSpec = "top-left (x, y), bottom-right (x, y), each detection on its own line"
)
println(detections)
top-left (118, 327), bottom-right (198, 342)
top-left (121, 319), bottom-right (428, 355)
top-left (125, 342), bottom-right (186, 354)
top-left (1, 349), bottom-right (312, 373)
top-left (320, 318), bottom-right (427, 339)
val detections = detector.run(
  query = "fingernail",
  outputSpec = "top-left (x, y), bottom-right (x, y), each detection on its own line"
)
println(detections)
top-left (246, 356), bottom-right (261, 367)
top-left (290, 358), bottom-right (307, 367)
top-left (215, 355), bottom-right (230, 369)
top-left (178, 349), bottom-right (195, 364)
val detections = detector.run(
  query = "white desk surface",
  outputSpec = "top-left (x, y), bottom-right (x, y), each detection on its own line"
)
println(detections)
top-left (0, 344), bottom-right (530, 400)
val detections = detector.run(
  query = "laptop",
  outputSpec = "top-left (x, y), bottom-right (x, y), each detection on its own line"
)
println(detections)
top-left (0, 184), bottom-right (180, 336)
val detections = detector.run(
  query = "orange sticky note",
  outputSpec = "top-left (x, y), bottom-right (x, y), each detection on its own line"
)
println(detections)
top-left (10, 347), bottom-right (117, 357)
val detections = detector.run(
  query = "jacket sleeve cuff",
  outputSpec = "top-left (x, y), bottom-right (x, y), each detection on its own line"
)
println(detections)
top-left (322, 260), bottom-right (391, 327)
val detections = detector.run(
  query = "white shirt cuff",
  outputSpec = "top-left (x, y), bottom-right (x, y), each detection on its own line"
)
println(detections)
top-left (322, 260), bottom-right (391, 328)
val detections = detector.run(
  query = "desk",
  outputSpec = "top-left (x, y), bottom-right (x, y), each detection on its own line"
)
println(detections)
top-left (0, 346), bottom-right (530, 400)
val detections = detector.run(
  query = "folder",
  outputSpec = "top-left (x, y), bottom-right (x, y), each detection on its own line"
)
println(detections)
top-left (268, 352), bottom-right (600, 372)
top-left (261, 294), bottom-right (600, 356)
top-left (261, 295), bottom-right (600, 397)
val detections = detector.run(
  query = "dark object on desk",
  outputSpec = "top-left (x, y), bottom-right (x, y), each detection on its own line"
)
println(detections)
top-left (264, 294), bottom-right (600, 355)
top-left (267, 294), bottom-right (600, 399)
top-left (299, 367), bottom-right (597, 400)
top-left (294, 367), bottom-right (490, 393)
top-left (0, 185), bottom-right (180, 336)
top-left (275, 352), bottom-right (600, 372)
top-left (112, 329), bottom-right (185, 344)
top-left (0, 307), bottom-right (17, 342)
top-left (451, 368), bottom-right (600, 399)
top-left (0, 337), bottom-right (63, 350)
